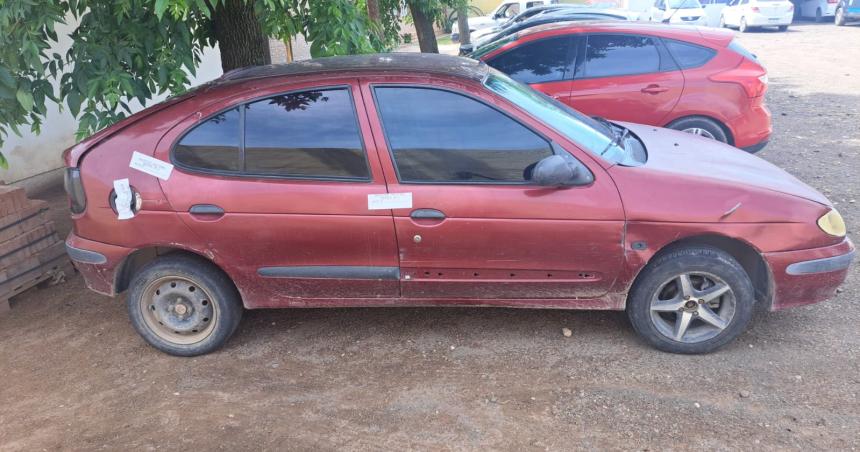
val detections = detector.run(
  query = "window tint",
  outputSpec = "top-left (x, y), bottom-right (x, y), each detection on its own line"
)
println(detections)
top-left (374, 87), bottom-right (553, 184)
top-left (583, 35), bottom-right (661, 78)
top-left (664, 39), bottom-right (716, 69)
top-left (487, 37), bottom-right (572, 84)
top-left (243, 89), bottom-right (368, 179)
top-left (175, 108), bottom-right (241, 171)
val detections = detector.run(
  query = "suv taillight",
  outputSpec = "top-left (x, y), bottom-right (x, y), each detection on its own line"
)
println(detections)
top-left (64, 168), bottom-right (86, 214)
top-left (709, 58), bottom-right (768, 98)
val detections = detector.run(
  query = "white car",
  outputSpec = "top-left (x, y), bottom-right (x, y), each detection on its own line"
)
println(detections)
top-left (648, 0), bottom-right (707, 24)
top-left (720, 0), bottom-right (794, 31)
top-left (452, 0), bottom-right (552, 41)
top-left (797, 0), bottom-right (838, 21)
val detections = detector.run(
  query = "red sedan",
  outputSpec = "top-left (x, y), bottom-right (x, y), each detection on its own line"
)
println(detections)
top-left (473, 21), bottom-right (772, 152)
top-left (63, 54), bottom-right (852, 356)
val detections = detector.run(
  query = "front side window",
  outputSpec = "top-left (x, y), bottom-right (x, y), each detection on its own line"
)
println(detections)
top-left (174, 88), bottom-right (369, 180)
top-left (374, 87), bottom-right (553, 184)
top-left (583, 34), bottom-right (661, 78)
top-left (487, 36), bottom-right (573, 84)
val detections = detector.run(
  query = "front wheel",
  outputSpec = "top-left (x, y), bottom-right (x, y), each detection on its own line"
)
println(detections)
top-left (627, 246), bottom-right (755, 354)
top-left (815, 7), bottom-right (823, 22)
top-left (739, 16), bottom-right (749, 32)
top-left (127, 254), bottom-right (243, 356)
top-left (835, 7), bottom-right (846, 25)
top-left (719, 15), bottom-right (727, 28)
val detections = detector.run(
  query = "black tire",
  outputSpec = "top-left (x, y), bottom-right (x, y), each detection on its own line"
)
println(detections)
top-left (666, 116), bottom-right (729, 143)
top-left (778, 24), bottom-right (789, 31)
top-left (835, 7), bottom-right (846, 25)
top-left (739, 16), bottom-right (749, 32)
top-left (127, 254), bottom-right (243, 356)
top-left (626, 246), bottom-right (755, 354)
top-left (815, 7), bottom-right (823, 22)
top-left (719, 15), bottom-right (727, 28)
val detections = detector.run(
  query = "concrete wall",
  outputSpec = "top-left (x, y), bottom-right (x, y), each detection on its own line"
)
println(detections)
top-left (0, 16), bottom-right (224, 195)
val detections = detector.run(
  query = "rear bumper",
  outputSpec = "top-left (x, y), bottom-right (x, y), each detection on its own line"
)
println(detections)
top-left (729, 102), bottom-right (772, 150)
top-left (65, 232), bottom-right (132, 296)
top-left (745, 13), bottom-right (793, 25)
top-left (741, 139), bottom-right (769, 154)
top-left (764, 238), bottom-right (854, 311)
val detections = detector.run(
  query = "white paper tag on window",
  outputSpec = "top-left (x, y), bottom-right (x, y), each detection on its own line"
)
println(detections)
top-left (113, 178), bottom-right (135, 220)
top-left (368, 192), bottom-right (413, 210)
top-left (129, 151), bottom-right (173, 180)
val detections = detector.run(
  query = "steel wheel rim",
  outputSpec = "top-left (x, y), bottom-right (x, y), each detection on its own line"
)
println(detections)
top-left (649, 272), bottom-right (736, 344)
top-left (682, 127), bottom-right (716, 140)
top-left (139, 276), bottom-right (218, 345)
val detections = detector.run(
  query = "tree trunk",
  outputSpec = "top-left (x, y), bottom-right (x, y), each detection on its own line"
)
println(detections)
top-left (408, 1), bottom-right (439, 54)
top-left (456, 5), bottom-right (470, 45)
top-left (367, 0), bottom-right (381, 23)
top-left (212, 0), bottom-right (271, 72)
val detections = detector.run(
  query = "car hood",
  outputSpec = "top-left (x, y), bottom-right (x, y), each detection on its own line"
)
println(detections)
top-left (618, 122), bottom-right (830, 206)
top-left (468, 16), bottom-right (499, 29)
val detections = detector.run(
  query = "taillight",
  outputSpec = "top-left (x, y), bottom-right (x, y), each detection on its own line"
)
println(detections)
top-left (64, 168), bottom-right (87, 214)
top-left (826, 0), bottom-right (837, 3)
top-left (750, 6), bottom-right (760, 11)
top-left (709, 58), bottom-right (768, 98)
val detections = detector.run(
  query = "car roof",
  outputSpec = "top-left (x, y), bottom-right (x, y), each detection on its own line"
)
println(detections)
top-left (220, 53), bottom-right (489, 83)
top-left (517, 20), bottom-right (721, 41)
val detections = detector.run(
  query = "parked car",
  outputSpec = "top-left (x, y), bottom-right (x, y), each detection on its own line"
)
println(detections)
top-left (473, 21), bottom-right (772, 151)
top-left (796, 0), bottom-right (838, 20)
top-left (467, 4), bottom-right (575, 47)
top-left (835, 0), bottom-right (860, 24)
top-left (64, 54), bottom-right (852, 357)
top-left (648, 0), bottom-right (708, 24)
top-left (460, 8), bottom-right (632, 55)
top-left (452, 0), bottom-right (552, 41)
top-left (720, 0), bottom-right (795, 31)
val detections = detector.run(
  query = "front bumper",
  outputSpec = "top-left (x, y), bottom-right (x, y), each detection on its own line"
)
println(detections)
top-left (66, 232), bottom-right (133, 296)
top-left (764, 238), bottom-right (855, 310)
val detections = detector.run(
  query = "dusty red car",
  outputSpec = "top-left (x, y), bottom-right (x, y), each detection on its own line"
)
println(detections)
top-left (64, 54), bottom-right (852, 356)
top-left (473, 21), bottom-right (772, 152)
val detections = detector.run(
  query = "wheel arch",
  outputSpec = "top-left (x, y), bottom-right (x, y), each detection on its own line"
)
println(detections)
top-left (630, 234), bottom-right (773, 310)
top-left (114, 246), bottom-right (237, 296)
top-left (665, 114), bottom-right (736, 146)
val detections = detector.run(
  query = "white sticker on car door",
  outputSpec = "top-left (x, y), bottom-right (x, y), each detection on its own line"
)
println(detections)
top-left (368, 193), bottom-right (413, 210)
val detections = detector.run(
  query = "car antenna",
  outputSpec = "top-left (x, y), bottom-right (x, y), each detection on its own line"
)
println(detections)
top-left (665, 0), bottom-right (691, 23)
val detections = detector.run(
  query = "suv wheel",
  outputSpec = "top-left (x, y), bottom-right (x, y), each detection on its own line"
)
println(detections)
top-left (127, 254), bottom-right (243, 356)
top-left (667, 116), bottom-right (729, 143)
top-left (627, 246), bottom-right (755, 354)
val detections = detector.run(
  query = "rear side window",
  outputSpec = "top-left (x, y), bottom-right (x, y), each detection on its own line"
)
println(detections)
top-left (582, 34), bottom-right (661, 78)
top-left (664, 39), bottom-right (716, 69)
top-left (174, 88), bottom-right (369, 180)
top-left (487, 36), bottom-right (573, 84)
top-left (174, 108), bottom-right (241, 172)
top-left (728, 39), bottom-right (757, 61)
top-left (374, 87), bottom-right (553, 184)
top-left (243, 89), bottom-right (368, 179)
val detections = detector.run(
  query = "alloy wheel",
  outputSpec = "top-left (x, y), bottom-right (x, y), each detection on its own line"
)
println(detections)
top-left (649, 272), bottom-right (736, 344)
top-left (682, 127), bottom-right (717, 140)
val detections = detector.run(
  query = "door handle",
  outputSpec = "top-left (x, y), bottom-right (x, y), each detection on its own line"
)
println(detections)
top-left (189, 204), bottom-right (225, 217)
top-left (410, 209), bottom-right (446, 220)
top-left (641, 84), bottom-right (669, 95)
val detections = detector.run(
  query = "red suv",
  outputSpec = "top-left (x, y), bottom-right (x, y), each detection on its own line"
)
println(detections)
top-left (64, 54), bottom-right (851, 357)
top-left (473, 21), bottom-right (772, 152)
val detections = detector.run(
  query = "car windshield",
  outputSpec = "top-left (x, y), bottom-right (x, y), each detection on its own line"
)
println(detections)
top-left (668, 0), bottom-right (703, 8)
top-left (483, 71), bottom-right (644, 166)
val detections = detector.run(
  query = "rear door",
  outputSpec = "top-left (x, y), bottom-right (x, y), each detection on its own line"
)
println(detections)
top-left (156, 80), bottom-right (400, 306)
top-left (567, 34), bottom-right (684, 126)
top-left (360, 79), bottom-right (625, 301)
top-left (485, 35), bottom-right (578, 104)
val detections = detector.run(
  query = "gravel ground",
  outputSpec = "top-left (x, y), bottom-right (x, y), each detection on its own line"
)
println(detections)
top-left (1, 22), bottom-right (859, 451)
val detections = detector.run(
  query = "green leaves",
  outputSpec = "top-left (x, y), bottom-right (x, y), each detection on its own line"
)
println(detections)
top-left (16, 89), bottom-right (34, 112)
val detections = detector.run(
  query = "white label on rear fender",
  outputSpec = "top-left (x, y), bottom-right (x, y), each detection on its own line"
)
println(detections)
top-left (129, 151), bottom-right (173, 180)
top-left (368, 193), bottom-right (412, 210)
top-left (113, 178), bottom-right (134, 220)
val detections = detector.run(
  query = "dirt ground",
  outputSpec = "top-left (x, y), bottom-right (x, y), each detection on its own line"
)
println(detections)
top-left (2, 22), bottom-right (859, 451)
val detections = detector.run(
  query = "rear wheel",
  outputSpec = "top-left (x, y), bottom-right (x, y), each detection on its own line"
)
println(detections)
top-left (127, 254), bottom-right (243, 356)
top-left (667, 116), bottom-right (729, 143)
top-left (626, 246), bottom-right (755, 354)
top-left (835, 7), bottom-right (846, 25)
top-left (739, 16), bottom-right (749, 32)
top-left (778, 24), bottom-right (789, 31)
top-left (719, 15), bottom-right (727, 28)
top-left (815, 7), bottom-right (823, 22)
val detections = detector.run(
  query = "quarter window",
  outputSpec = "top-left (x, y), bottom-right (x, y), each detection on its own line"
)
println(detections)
top-left (374, 87), bottom-right (553, 184)
top-left (664, 39), bottom-right (716, 69)
top-left (487, 37), bottom-right (573, 84)
top-left (583, 34), bottom-right (661, 78)
top-left (174, 88), bottom-right (369, 180)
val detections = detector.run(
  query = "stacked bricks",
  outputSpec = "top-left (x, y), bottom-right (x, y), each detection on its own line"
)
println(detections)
top-left (0, 186), bottom-right (70, 314)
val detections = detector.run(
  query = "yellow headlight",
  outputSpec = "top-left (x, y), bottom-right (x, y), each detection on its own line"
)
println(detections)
top-left (817, 209), bottom-right (846, 237)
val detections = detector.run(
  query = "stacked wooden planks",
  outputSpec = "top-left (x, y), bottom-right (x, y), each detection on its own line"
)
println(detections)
top-left (0, 186), bottom-right (71, 314)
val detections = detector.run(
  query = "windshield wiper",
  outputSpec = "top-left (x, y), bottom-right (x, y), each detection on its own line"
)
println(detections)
top-left (593, 117), bottom-right (630, 156)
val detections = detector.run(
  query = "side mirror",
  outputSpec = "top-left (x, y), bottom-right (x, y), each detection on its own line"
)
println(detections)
top-left (531, 152), bottom-right (594, 187)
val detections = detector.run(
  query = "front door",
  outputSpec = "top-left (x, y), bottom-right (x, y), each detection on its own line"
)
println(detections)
top-left (568, 34), bottom-right (684, 126)
top-left (157, 81), bottom-right (399, 307)
top-left (361, 80), bottom-right (625, 301)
